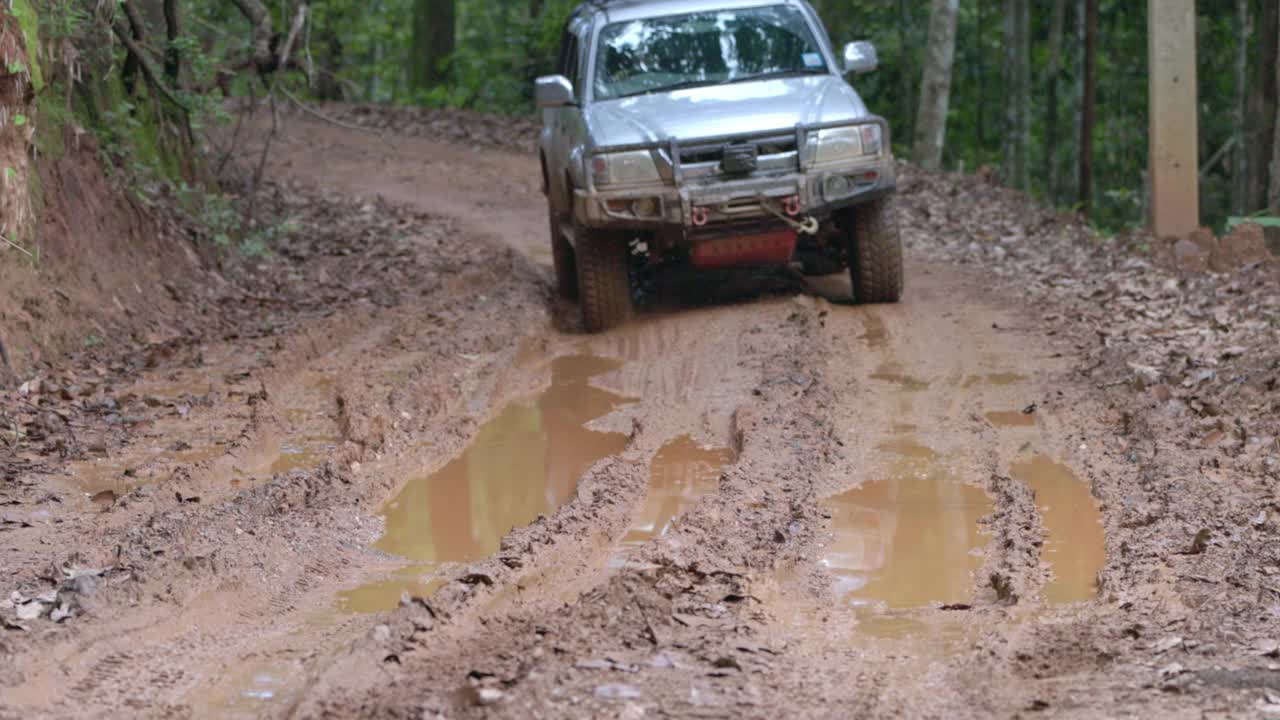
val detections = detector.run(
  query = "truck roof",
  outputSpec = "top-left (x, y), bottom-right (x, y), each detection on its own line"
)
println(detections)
top-left (577, 0), bottom-right (805, 25)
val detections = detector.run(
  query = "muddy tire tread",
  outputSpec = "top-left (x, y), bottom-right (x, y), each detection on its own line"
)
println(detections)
top-left (849, 196), bottom-right (904, 304)
top-left (550, 216), bottom-right (578, 299)
top-left (576, 231), bottom-right (632, 333)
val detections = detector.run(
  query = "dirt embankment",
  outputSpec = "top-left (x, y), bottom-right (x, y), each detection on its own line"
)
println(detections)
top-left (1, 107), bottom-right (1278, 720)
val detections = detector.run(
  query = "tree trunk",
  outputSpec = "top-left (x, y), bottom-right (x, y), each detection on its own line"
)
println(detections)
top-left (976, 0), bottom-right (986, 146)
top-left (899, 0), bottom-right (916, 142)
top-left (1045, 0), bottom-right (1067, 203)
top-left (1230, 0), bottom-right (1251, 215)
top-left (1080, 0), bottom-right (1098, 217)
top-left (1002, 0), bottom-right (1030, 192)
top-left (227, 0), bottom-right (275, 73)
top-left (410, 0), bottom-right (456, 90)
top-left (163, 0), bottom-right (181, 85)
top-left (1247, 0), bottom-right (1278, 213)
top-left (1271, 3), bottom-right (1280, 211)
top-left (913, 0), bottom-right (960, 170)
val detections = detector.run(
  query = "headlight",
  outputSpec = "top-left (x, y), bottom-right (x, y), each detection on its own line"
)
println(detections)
top-left (813, 125), bottom-right (882, 165)
top-left (591, 151), bottom-right (661, 186)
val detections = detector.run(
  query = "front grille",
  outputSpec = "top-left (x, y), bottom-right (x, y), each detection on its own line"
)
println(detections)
top-left (678, 135), bottom-right (797, 166)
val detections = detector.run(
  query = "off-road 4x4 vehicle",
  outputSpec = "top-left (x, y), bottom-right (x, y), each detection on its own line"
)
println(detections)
top-left (538, 0), bottom-right (902, 332)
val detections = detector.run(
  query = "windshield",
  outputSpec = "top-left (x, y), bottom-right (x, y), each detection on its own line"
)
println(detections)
top-left (593, 5), bottom-right (828, 101)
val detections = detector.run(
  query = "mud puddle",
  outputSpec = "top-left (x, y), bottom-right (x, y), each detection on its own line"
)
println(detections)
top-left (217, 659), bottom-right (302, 714)
top-left (869, 363), bottom-right (931, 392)
top-left (346, 354), bottom-right (632, 609)
top-left (338, 569), bottom-right (445, 613)
top-left (986, 409), bottom-right (1037, 428)
top-left (1011, 454), bottom-right (1106, 603)
top-left (611, 436), bottom-right (734, 567)
top-left (822, 438), bottom-right (991, 609)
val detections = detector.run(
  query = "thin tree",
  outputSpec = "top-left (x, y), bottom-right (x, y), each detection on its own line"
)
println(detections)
top-left (1272, 2), bottom-right (1280, 211)
top-left (1079, 0), bottom-right (1098, 217)
top-left (1244, 0), bottom-right (1277, 212)
top-left (1230, 0), bottom-right (1251, 215)
top-left (1044, 0), bottom-right (1067, 203)
top-left (410, 0), bottom-right (456, 91)
top-left (1002, 0), bottom-right (1030, 192)
top-left (913, 0), bottom-right (960, 170)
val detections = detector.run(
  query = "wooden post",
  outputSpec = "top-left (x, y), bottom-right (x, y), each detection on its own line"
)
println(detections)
top-left (1148, 0), bottom-right (1200, 239)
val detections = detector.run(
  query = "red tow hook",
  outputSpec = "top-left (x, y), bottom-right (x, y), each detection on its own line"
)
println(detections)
top-left (691, 207), bottom-right (709, 226)
top-left (783, 196), bottom-right (801, 216)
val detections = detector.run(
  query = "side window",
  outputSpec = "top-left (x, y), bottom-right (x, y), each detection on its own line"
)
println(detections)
top-left (562, 36), bottom-right (580, 87)
top-left (557, 28), bottom-right (574, 77)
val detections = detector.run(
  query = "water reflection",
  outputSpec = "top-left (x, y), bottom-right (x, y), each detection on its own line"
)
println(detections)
top-left (372, 354), bottom-right (632, 569)
top-left (1011, 454), bottom-right (1105, 603)
top-left (613, 436), bottom-right (733, 562)
top-left (822, 441), bottom-right (991, 609)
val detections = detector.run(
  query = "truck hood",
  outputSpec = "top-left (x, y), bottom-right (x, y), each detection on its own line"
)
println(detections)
top-left (584, 75), bottom-right (869, 148)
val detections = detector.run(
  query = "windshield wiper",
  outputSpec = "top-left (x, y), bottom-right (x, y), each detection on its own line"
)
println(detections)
top-left (724, 68), bottom-right (828, 85)
top-left (614, 69), bottom-right (826, 99)
top-left (616, 78), bottom-right (722, 99)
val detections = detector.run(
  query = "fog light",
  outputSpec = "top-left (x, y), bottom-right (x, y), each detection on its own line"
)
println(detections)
top-left (825, 175), bottom-right (852, 198)
top-left (631, 197), bottom-right (659, 218)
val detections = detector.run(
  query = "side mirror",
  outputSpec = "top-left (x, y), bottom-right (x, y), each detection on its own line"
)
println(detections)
top-left (536, 75), bottom-right (576, 108)
top-left (843, 41), bottom-right (879, 74)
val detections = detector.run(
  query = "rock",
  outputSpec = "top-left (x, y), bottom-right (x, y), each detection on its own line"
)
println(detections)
top-left (474, 687), bottom-right (505, 706)
top-left (372, 624), bottom-right (391, 642)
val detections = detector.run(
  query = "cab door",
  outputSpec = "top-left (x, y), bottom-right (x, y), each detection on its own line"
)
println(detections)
top-left (547, 20), bottom-right (590, 222)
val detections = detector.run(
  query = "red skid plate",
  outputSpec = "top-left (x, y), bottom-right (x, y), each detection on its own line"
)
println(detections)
top-left (690, 229), bottom-right (797, 269)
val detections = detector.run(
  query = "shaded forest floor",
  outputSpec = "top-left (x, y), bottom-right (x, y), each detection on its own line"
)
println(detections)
top-left (1, 107), bottom-right (1278, 719)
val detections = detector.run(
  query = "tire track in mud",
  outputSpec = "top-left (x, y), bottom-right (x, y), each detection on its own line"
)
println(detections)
top-left (296, 297), bottom-right (842, 718)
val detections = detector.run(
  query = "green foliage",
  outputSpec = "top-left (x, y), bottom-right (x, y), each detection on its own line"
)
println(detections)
top-left (175, 182), bottom-right (238, 247)
top-left (10, 0), bottom-right (44, 90)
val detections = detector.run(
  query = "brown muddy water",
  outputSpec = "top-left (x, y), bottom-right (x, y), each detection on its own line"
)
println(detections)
top-left (822, 439), bottom-right (992, 609)
top-left (1012, 454), bottom-right (1106, 603)
top-left (611, 436), bottom-right (734, 567)
top-left (986, 409), bottom-right (1038, 428)
top-left (345, 354), bottom-right (632, 611)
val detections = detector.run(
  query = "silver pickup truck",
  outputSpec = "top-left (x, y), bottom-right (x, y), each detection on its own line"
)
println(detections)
top-left (537, 0), bottom-right (902, 332)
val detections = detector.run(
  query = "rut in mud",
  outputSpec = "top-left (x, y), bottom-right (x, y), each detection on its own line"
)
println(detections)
top-left (2, 108), bottom-right (1278, 720)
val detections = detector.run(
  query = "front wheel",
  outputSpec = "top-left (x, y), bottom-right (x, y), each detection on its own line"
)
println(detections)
top-left (575, 230), bottom-right (633, 333)
top-left (847, 196), bottom-right (904, 304)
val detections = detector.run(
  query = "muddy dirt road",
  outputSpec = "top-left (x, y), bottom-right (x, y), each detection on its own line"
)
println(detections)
top-left (2, 111), bottom-right (1278, 719)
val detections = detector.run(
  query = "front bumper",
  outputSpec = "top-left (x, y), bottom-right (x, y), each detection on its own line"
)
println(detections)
top-left (574, 116), bottom-right (896, 231)
top-left (574, 160), bottom-right (895, 229)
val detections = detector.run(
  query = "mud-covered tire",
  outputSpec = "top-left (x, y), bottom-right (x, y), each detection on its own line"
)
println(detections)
top-left (549, 212), bottom-right (578, 299)
top-left (575, 231), bottom-right (633, 333)
top-left (848, 196), bottom-right (904, 303)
